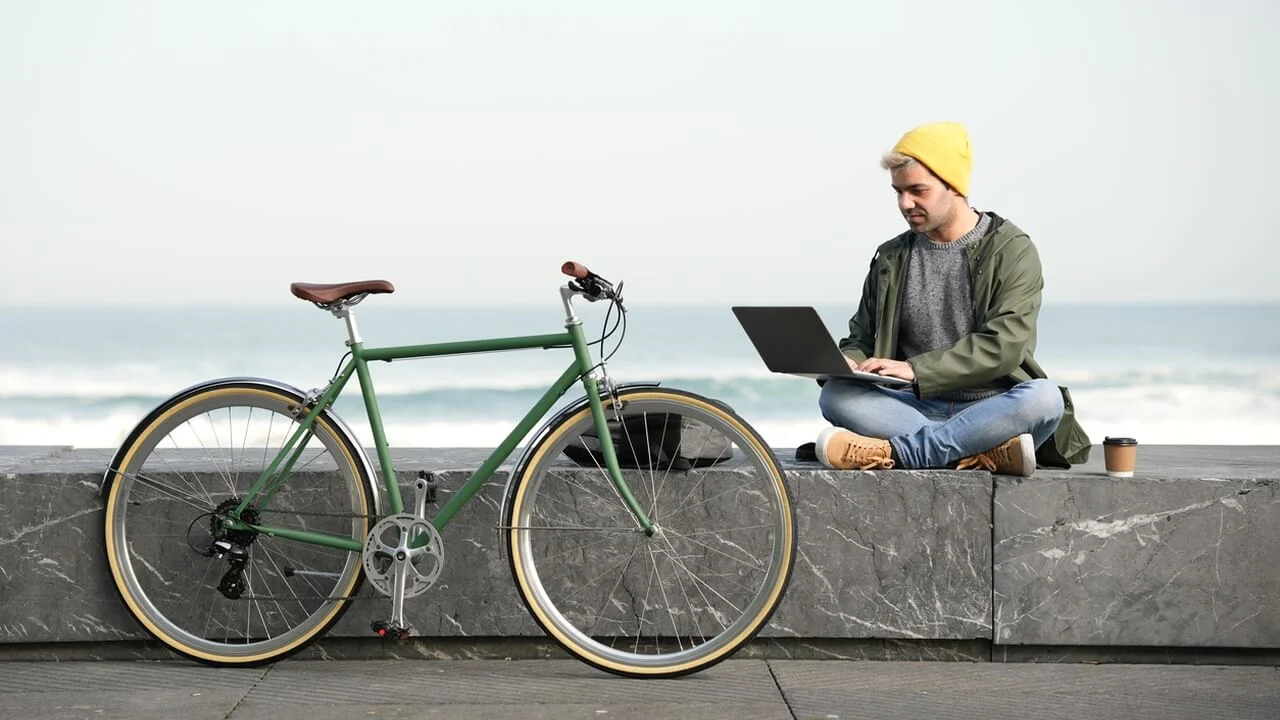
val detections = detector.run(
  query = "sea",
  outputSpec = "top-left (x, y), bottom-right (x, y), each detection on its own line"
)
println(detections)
top-left (2, 302), bottom-right (1278, 451)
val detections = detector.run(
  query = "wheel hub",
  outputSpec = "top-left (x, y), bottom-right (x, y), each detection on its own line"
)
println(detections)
top-left (212, 498), bottom-right (260, 547)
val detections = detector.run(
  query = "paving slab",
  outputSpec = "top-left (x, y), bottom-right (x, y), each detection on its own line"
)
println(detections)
top-left (2, 659), bottom-right (1278, 720)
top-left (0, 661), bottom-right (264, 720)
top-left (769, 660), bottom-right (1280, 720)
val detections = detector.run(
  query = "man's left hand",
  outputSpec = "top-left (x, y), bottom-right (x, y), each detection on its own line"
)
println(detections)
top-left (855, 357), bottom-right (916, 382)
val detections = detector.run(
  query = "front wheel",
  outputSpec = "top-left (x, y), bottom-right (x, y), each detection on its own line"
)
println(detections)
top-left (504, 388), bottom-right (795, 677)
top-left (102, 380), bottom-right (376, 666)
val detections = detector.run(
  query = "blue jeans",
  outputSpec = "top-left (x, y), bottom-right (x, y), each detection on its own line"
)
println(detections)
top-left (818, 378), bottom-right (1065, 469)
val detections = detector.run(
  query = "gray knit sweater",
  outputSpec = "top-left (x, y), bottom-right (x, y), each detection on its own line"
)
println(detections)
top-left (899, 212), bottom-right (1008, 401)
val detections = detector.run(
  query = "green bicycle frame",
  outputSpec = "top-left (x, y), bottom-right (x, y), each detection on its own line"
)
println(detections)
top-left (230, 319), bottom-right (655, 552)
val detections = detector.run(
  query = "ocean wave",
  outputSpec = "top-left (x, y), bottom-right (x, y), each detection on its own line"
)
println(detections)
top-left (4, 383), bottom-right (1278, 450)
top-left (5, 361), bottom-right (1278, 402)
top-left (1050, 363), bottom-right (1280, 392)
top-left (0, 363), bottom-right (780, 400)
top-left (5, 356), bottom-right (1280, 450)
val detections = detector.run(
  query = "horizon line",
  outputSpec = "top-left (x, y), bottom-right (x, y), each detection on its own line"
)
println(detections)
top-left (5, 298), bottom-right (1280, 311)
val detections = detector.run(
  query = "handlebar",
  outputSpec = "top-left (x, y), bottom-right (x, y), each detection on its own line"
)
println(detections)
top-left (561, 261), bottom-right (591, 280)
top-left (561, 260), bottom-right (622, 305)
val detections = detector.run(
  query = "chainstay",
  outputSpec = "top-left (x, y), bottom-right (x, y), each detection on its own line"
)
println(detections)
top-left (234, 509), bottom-right (383, 600)
top-left (230, 510), bottom-right (398, 599)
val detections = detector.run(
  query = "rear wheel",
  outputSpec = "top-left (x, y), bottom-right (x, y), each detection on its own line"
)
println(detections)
top-left (505, 388), bottom-right (795, 677)
top-left (103, 381), bottom-right (375, 665)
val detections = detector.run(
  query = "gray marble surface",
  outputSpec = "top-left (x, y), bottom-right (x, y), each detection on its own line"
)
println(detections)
top-left (3, 444), bottom-right (1279, 655)
top-left (994, 474), bottom-right (1279, 647)
top-left (0, 447), bottom-right (992, 646)
top-left (767, 468), bottom-right (991, 640)
top-left (0, 463), bottom-right (139, 643)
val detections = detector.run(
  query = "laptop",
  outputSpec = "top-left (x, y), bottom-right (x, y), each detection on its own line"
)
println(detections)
top-left (731, 306), bottom-right (914, 388)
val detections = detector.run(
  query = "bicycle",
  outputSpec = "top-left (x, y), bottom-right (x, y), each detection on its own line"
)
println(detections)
top-left (100, 261), bottom-right (796, 678)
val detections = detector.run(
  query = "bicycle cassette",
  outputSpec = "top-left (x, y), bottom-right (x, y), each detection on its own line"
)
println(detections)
top-left (362, 513), bottom-right (445, 599)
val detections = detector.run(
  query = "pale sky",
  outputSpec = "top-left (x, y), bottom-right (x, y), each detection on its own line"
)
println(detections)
top-left (2, 0), bottom-right (1277, 308)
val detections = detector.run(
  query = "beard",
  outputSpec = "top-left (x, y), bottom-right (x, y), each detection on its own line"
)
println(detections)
top-left (904, 204), bottom-right (953, 236)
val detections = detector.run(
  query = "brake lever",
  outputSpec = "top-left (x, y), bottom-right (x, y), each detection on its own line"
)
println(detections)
top-left (568, 279), bottom-right (605, 302)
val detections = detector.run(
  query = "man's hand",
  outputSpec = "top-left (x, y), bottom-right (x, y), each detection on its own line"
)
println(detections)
top-left (851, 357), bottom-right (916, 382)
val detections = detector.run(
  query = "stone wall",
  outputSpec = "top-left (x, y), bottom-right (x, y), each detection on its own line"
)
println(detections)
top-left (2, 445), bottom-right (1276, 659)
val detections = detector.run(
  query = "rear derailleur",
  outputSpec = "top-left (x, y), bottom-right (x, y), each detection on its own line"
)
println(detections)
top-left (197, 498), bottom-right (261, 600)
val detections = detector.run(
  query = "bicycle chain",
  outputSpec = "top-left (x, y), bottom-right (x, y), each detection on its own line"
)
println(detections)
top-left (257, 509), bottom-right (377, 519)
top-left (233, 593), bottom-right (368, 601)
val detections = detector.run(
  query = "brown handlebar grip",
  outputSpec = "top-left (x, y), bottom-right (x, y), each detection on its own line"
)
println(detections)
top-left (561, 261), bottom-right (591, 279)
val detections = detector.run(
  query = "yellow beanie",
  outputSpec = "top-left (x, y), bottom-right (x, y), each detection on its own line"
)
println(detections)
top-left (891, 121), bottom-right (972, 197)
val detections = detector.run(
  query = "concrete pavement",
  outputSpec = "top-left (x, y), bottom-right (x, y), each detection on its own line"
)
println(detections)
top-left (2, 657), bottom-right (1277, 720)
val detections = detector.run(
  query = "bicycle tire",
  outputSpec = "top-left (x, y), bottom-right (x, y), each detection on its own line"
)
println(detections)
top-left (504, 387), bottom-right (795, 677)
top-left (102, 378), bottom-right (376, 666)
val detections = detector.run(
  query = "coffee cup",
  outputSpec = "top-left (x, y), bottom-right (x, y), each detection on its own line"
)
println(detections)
top-left (1103, 437), bottom-right (1138, 478)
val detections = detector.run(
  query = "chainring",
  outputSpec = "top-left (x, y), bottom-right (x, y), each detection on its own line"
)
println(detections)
top-left (362, 513), bottom-right (445, 599)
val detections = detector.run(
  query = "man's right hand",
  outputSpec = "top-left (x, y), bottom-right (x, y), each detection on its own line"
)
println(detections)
top-left (851, 356), bottom-right (916, 382)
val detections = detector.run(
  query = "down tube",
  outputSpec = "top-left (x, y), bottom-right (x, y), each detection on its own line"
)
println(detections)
top-left (428, 363), bottom-right (584, 531)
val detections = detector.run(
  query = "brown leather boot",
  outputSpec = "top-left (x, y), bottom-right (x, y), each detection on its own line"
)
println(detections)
top-left (816, 427), bottom-right (896, 470)
top-left (955, 433), bottom-right (1036, 477)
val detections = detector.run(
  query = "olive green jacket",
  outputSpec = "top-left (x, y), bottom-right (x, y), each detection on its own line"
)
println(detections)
top-left (838, 213), bottom-right (1091, 467)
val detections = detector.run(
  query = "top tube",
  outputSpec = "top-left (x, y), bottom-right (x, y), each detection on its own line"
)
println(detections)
top-left (356, 332), bottom-right (574, 363)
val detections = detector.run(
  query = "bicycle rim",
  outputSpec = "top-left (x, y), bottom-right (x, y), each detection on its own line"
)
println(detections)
top-left (506, 389), bottom-right (795, 677)
top-left (103, 384), bottom-right (372, 665)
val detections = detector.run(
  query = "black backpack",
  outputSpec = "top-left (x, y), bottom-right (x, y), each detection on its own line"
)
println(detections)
top-left (562, 408), bottom-right (735, 471)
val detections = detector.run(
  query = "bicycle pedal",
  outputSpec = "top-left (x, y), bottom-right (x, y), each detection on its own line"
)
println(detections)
top-left (371, 620), bottom-right (414, 641)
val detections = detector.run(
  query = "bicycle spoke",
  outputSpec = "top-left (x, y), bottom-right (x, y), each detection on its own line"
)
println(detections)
top-left (647, 543), bottom-right (683, 652)
top-left (655, 542), bottom-right (745, 619)
top-left (125, 471), bottom-right (215, 512)
top-left (525, 475), bottom-right (624, 519)
top-left (653, 540), bottom-right (761, 598)
top-left (584, 545), bottom-right (643, 638)
top-left (661, 539), bottom-right (710, 644)
top-left (509, 389), bottom-right (793, 676)
top-left (661, 527), bottom-right (772, 574)
top-left (507, 525), bottom-right (637, 532)
top-left (662, 480), bottom-right (765, 524)
top-left (558, 544), bottom-right (643, 609)
top-left (527, 530), bottom-right (639, 565)
top-left (106, 385), bottom-right (371, 664)
top-left (546, 468), bottom-right (630, 515)
top-left (657, 533), bottom-right (727, 638)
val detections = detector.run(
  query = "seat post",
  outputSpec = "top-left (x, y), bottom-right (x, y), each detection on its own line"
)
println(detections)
top-left (330, 304), bottom-right (363, 346)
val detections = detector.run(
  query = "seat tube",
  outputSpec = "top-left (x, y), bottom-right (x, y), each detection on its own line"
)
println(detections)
top-left (352, 345), bottom-right (403, 514)
top-left (336, 305), bottom-right (403, 514)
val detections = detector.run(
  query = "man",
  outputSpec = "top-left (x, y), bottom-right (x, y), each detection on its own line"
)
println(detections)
top-left (816, 121), bottom-right (1090, 475)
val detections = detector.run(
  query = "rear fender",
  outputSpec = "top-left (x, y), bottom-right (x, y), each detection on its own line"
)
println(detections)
top-left (98, 376), bottom-right (384, 516)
